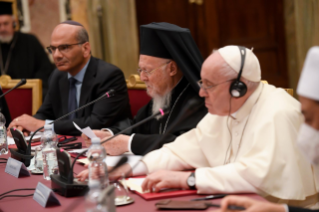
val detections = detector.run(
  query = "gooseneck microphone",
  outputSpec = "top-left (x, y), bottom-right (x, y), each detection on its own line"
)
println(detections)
top-left (51, 107), bottom-right (169, 197)
top-left (121, 98), bottom-right (203, 178)
top-left (0, 78), bottom-right (27, 99)
top-left (10, 89), bottom-right (116, 166)
top-left (26, 89), bottom-right (116, 155)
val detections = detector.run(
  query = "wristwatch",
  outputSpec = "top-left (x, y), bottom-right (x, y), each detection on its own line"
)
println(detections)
top-left (187, 172), bottom-right (196, 190)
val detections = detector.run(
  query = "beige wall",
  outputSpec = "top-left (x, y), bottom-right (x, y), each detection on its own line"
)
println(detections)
top-left (284, 0), bottom-right (319, 97)
top-left (71, 0), bottom-right (139, 79)
top-left (29, 0), bottom-right (60, 48)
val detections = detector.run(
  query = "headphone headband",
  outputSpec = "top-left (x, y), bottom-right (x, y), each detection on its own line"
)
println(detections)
top-left (229, 46), bottom-right (247, 98)
top-left (236, 46), bottom-right (246, 82)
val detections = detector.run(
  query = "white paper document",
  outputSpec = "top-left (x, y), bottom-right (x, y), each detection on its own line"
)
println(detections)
top-left (77, 154), bottom-right (142, 167)
top-left (73, 122), bottom-right (96, 139)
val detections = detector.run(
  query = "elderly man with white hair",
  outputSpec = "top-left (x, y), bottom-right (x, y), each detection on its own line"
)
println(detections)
top-left (114, 45), bottom-right (317, 207)
top-left (215, 46), bottom-right (319, 212)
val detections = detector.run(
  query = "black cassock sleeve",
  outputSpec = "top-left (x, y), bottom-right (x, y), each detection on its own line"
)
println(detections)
top-left (288, 206), bottom-right (319, 212)
top-left (129, 98), bottom-right (206, 155)
top-left (0, 89), bottom-right (11, 127)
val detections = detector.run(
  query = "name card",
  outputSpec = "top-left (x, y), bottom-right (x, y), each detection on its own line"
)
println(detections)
top-left (5, 157), bottom-right (30, 178)
top-left (33, 182), bottom-right (60, 208)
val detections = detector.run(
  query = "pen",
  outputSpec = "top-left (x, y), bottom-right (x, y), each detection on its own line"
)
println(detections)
top-left (207, 203), bottom-right (245, 211)
top-left (191, 194), bottom-right (228, 201)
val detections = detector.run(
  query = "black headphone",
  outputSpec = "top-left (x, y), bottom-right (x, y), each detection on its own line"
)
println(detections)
top-left (13, 21), bottom-right (16, 28)
top-left (229, 46), bottom-right (247, 98)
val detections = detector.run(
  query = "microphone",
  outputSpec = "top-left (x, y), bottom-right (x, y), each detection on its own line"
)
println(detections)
top-left (51, 107), bottom-right (169, 197)
top-left (120, 98), bottom-right (203, 179)
top-left (0, 78), bottom-right (26, 99)
top-left (10, 89), bottom-right (116, 166)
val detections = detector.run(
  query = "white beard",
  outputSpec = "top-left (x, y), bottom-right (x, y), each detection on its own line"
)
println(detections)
top-left (0, 35), bottom-right (13, 43)
top-left (152, 91), bottom-right (172, 119)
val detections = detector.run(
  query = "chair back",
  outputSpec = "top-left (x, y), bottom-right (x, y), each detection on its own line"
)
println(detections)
top-left (126, 74), bottom-right (151, 116)
top-left (0, 75), bottom-right (42, 120)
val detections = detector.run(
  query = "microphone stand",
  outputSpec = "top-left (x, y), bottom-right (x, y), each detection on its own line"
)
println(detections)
top-left (0, 79), bottom-right (26, 99)
top-left (122, 99), bottom-right (204, 178)
top-left (67, 108), bottom-right (170, 184)
top-left (10, 90), bottom-right (115, 166)
top-left (26, 90), bottom-right (115, 156)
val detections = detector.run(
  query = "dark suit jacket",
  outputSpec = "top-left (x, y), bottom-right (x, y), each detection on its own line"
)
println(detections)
top-left (34, 56), bottom-right (131, 135)
top-left (289, 206), bottom-right (319, 212)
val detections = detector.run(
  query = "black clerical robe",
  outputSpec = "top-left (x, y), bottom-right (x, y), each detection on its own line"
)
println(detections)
top-left (0, 32), bottom-right (53, 97)
top-left (289, 206), bottom-right (319, 212)
top-left (0, 88), bottom-right (11, 127)
top-left (110, 77), bottom-right (207, 155)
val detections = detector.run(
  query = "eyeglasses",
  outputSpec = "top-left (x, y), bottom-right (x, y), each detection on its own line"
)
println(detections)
top-left (197, 79), bottom-right (233, 92)
top-left (46, 42), bottom-right (85, 54)
top-left (137, 61), bottom-right (171, 76)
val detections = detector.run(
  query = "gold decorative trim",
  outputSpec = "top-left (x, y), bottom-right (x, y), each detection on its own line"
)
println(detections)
top-left (283, 88), bottom-right (293, 96)
top-left (126, 74), bottom-right (146, 89)
top-left (0, 75), bottom-right (42, 115)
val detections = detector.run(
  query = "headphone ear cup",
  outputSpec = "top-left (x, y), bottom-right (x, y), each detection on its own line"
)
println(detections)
top-left (229, 81), bottom-right (247, 98)
top-left (12, 21), bottom-right (16, 28)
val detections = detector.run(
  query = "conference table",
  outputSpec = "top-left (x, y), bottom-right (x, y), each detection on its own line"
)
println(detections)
top-left (0, 137), bottom-right (267, 212)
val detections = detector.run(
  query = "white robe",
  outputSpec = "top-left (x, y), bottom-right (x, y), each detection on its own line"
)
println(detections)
top-left (142, 83), bottom-right (318, 206)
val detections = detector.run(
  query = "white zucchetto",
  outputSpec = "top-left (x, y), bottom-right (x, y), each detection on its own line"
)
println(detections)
top-left (218, 45), bottom-right (261, 82)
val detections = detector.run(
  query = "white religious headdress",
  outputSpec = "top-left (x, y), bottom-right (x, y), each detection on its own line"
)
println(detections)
top-left (297, 46), bottom-right (319, 101)
top-left (218, 45), bottom-right (261, 82)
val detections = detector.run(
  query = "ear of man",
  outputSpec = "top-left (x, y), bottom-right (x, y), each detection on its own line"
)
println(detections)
top-left (82, 42), bottom-right (91, 58)
top-left (168, 61), bottom-right (179, 77)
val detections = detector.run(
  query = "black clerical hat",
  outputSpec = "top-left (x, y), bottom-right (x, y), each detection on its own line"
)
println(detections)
top-left (0, 2), bottom-right (13, 15)
top-left (140, 22), bottom-right (203, 92)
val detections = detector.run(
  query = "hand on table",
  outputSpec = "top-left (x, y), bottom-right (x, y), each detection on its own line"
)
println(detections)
top-left (76, 169), bottom-right (89, 181)
top-left (81, 130), bottom-right (112, 147)
top-left (214, 195), bottom-right (286, 212)
top-left (108, 163), bottom-right (133, 181)
top-left (141, 170), bottom-right (190, 193)
top-left (7, 114), bottom-right (44, 136)
top-left (102, 134), bottom-right (130, 156)
top-left (76, 163), bottom-right (133, 182)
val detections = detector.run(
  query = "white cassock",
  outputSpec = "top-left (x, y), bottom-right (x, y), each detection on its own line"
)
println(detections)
top-left (142, 82), bottom-right (318, 207)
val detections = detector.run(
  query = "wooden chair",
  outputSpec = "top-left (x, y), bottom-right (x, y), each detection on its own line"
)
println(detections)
top-left (126, 74), bottom-right (151, 116)
top-left (0, 75), bottom-right (42, 120)
top-left (262, 80), bottom-right (293, 96)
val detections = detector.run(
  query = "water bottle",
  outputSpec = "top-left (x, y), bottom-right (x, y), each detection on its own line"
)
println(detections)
top-left (87, 137), bottom-right (108, 187)
top-left (86, 137), bottom-right (108, 212)
top-left (41, 125), bottom-right (59, 180)
top-left (0, 112), bottom-right (7, 155)
top-left (85, 181), bottom-right (108, 212)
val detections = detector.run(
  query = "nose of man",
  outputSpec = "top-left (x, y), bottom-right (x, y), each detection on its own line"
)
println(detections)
top-left (199, 87), bottom-right (207, 98)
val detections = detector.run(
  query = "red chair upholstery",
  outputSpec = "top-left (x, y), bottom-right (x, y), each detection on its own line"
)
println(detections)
top-left (0, 75), bottom-right (42, 120)
top-left (3, 89), bottom-right (33, 120)
top-left (126, 74), bottom-right (151, 117)
top-left (128, 89), bottom-right (151, 116)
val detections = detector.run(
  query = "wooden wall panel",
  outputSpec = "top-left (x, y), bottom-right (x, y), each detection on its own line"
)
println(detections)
top-left (135, 0), bottom-right (289, 88)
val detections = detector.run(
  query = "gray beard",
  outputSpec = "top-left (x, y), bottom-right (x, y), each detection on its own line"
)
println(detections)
top-left (152, 91), bottom-right (172, 119)
top-left (0, 35), bottom-right (13, 43)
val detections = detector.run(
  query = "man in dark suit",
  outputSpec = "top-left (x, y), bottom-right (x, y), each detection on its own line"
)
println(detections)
top-left (7, 20), bottom-right (131, 136)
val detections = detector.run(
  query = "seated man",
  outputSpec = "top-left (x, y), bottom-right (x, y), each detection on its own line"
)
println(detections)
top-left (216, 47), bottom-right (319, 212)
top-left (79, 45), bottom-right (317, 206)
top-left (83, 22), bottom-right (207, 156)
top-left (0, 2), bottom-right (53, 97)
top-left (7, 21), bottom-right (131, 136)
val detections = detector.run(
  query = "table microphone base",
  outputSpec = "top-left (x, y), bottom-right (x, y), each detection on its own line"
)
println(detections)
top-left (51, 174), bottom-right (88, 197)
